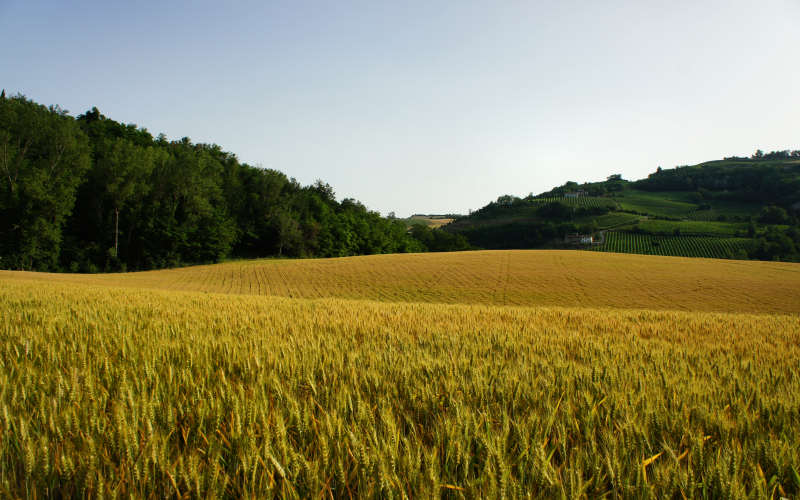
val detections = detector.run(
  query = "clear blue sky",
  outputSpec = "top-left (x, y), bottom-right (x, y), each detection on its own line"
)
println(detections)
top-left (2, 1), bottom-right (798, 217)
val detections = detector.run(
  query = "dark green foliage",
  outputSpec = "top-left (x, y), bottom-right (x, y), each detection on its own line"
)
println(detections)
top-left (454, 221), bottom-right (575, 250)
top-left (634, 158), bottom-right (800, 206)
top-left (446, 195), bottom-right (615, 252)
top-left (0, 95), bottom-right (91, 270)
top-left (758, 205), bottom-right (789, 225)
top-left (751, 226), bottom-right (800, 262)
top-left (408, 224), bottom-right (469, 252)
top-left (536, 201), bottom-right (572, 219)
top-left (465, 196), bottom-right (614, 224)
top-left (0, 95), bottom-right (422, 272)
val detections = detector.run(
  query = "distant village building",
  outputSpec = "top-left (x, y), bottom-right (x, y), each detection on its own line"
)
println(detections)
top-left (564, 233), bottom-right (593, 245)
top-left (564, 190), bottom-right (587, 198)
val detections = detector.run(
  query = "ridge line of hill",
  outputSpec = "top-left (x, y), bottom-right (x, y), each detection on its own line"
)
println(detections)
top-left (443, 154), bottom-right (800, 262)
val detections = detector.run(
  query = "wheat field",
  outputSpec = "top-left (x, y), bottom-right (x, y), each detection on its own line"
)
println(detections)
top-left (2, 250), bottom-right (799, 313)
top-left (1, 251), bottom-right (799, 498)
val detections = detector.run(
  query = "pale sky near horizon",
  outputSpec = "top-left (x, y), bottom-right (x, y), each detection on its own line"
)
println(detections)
top-left (2, 1), bottom-right (798, 217)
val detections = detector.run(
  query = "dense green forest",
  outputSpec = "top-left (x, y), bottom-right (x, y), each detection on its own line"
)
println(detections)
top-left (446, 156), bottom-right (800, 262)
top-left (0, 93), bottom-right (467, 272)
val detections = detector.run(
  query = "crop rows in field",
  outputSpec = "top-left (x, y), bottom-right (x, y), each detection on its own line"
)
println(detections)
top-left (686, 200), bottom-right (764, 221)
top-left (686, 209), bottom-right (738, 222)
top-left (591, 212), bottom-right (640, 229)
top-left (531, 196), bottom-right (617, 209)
top-left (610, 191), bottom-right (698, 218)
top-left (1, 280), bottom-right (799, 498)
top-left (591, 232), bottom-right (753, 259)
top-left (3, 250), bottom-right (799, 313)
top-left (635, 219), bottom-right (746, 237)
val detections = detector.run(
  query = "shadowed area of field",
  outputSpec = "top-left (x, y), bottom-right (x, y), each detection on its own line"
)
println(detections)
top-left (3, 250), bottom-right (799, 313)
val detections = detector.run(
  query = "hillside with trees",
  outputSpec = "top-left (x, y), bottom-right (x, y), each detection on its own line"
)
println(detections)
top-left (445, 155), bottom-right (800, 262)
top-left (0, 93), bottom-right (467, 272)
top-left (3, 93), bottom-right (798, 269)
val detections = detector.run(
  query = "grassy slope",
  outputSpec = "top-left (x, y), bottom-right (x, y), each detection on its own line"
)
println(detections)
top-left (611, 190), bottom-right (699, 218)
top-left (686, 199), bottom-right (766, 221)
top-left (609, 190), bottom-right (764, 222)
top-left (3, 250), bottom-right (800, 313)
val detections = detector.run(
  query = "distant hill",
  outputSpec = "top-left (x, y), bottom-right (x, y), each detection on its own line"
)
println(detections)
top-left (400, 214), bottom-right (459, 229)
top-left (444, 153), bottom-right (800, 262)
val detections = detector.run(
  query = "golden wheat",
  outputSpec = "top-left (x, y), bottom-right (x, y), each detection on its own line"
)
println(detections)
top-left (2, 250), bottom-right (799, 313)
top-left (0, 251), bottom-right (799, 497)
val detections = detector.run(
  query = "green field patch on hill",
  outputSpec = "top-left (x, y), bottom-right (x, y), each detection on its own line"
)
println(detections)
top-left (636, 219), bottom-right (747, 236)
top-left (687, 200), bottom-right (765, 221)
top-left (588, 212), bottom-right (641, 229)
top-left (611, 190), bottom-right (699, 218)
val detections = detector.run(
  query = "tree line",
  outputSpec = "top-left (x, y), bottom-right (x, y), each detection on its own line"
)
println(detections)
top-left (0, 93), bottom-right (463, 272)
top-left (635, 156), bottom-right (800, 206)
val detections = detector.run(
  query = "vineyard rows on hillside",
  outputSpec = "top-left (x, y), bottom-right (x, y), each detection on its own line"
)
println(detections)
top-left (591, 213), bottom-right (640, 229)
top-left (531, 196), bottom-right (617, 209)
top-left (634, 220), bottom-right (746, 237)
top-left (610, 191), bottom-right (697, 218)
top-left (590, 232), bottom-right (753, 259)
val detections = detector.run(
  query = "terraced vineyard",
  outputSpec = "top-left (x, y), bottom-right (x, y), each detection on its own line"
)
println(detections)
top-left (531, 196), bottom-right (618, 210)
top-left (591, 232), bottom-right (753, 259)
top-left (591, 212), bottom-right (640, 229)
top-left (634, 220), bottom-right (747, 237)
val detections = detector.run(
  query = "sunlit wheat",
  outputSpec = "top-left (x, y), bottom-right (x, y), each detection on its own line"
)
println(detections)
top-left (0, 251), bottom-right (798, 497)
